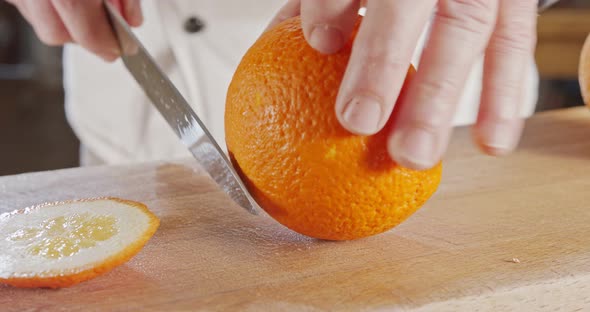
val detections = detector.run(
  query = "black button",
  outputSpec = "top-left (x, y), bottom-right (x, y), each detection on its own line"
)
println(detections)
top-left (184, 16), bottom-right (205, 33)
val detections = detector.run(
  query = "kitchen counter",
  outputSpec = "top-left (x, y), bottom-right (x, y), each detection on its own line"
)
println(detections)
top-left (2, 107), bottom-right (590, 311)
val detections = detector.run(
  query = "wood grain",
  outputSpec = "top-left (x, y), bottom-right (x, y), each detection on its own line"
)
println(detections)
top-left (2, 107), bottom-right (590, 311)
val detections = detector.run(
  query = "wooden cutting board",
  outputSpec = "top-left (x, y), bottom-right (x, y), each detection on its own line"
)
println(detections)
top-left (2, 107), bottom-right (590, 311)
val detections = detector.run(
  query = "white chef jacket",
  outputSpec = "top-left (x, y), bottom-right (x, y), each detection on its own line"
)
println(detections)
top-left (63, 0), bottom-right (539, 166)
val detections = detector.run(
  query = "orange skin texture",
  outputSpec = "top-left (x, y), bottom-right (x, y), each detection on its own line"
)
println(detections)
top-left (0, 198), bottom-right (160, 289)
top-left (225, 16), bottom-right (442, 241)
top-left (580, 33), bottom-right (590, 107)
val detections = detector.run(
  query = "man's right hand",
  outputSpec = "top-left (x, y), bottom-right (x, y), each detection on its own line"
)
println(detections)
top-left (6, 0), bottom-right (143, 62)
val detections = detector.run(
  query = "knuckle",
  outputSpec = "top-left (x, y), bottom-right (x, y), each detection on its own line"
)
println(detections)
top-left (72, 26), bottom-right (98, 47)
top-left (417, 77), bottom-right (462, 101)
top-left (359, 37), bottom-right (409, 73)
top-left (409, 79), bottom-right (462, 128)
top-left (489, 29), bottom-right (535, 55)
top-left (36, 27), bottom-right (69, 46)
top-left (51, 0), bottom-right (82, 11)
top-left (492, 6), bottom-right (537, 54)
top-left (352, 42), bottom-right (410, 99)
top-left (486, 80), bottom-right (521, 100)
top-left (479, 104), bottom-right (519, 124)
top-left (482, 79), bottom-right (524, 120)
top-left (507, 0), bottom-right (538, 13)
top-left (51, 0), bottom-right (108, 51)
top-left (408, 119), bottom-right (444, 136)
top-left (38, 36), bottom-right (61, 46)
top-left (439, 0), bottom-right (497, 35)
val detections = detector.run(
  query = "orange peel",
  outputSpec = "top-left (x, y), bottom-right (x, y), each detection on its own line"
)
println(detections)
top-left (580, 33), bottom-right (590, 107)
top-left (0, 197), bottom-right (159, 288)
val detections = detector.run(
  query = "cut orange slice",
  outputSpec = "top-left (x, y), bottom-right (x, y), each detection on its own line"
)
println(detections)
top-left (0, 197), bottom-right (159, 288)
top-left (579, 33), bottom-right (590, 107)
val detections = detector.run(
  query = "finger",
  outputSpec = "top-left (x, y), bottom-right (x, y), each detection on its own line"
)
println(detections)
top-left (335, 0), bottom-right (436, 136)
top-left (19, 0), bottom-right (72, 46)
top-left (108, 0), bottom-right (123, 12)
top-left (474, 0), bottom-right (537, 155)
top-left (388, 0), bottom-right (499, 170)
top-left (51, 0), bottom-right (120, 62)
top-left (300, 0), bottom-right (360, 54)
top-left (123, 0), bottom-right (143, 27)
top-left (265, 0), bottom-right (301, 32)
top-left (108, 0), bottom-right (141, 26)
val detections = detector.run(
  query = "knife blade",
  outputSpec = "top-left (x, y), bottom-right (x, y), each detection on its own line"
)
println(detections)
top-left (103, 1), bottom-right (258, 215)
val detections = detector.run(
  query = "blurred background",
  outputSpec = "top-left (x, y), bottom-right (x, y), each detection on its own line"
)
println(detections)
top-left (0, 0), bottom-right (589, 176)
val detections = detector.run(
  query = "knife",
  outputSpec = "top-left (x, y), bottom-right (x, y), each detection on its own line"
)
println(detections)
top-left (103, 1), bottom-right (259, 215)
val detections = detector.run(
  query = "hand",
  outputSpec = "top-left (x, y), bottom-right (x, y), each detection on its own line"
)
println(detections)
top-left (267, 0), bottom-right (538, 170)
top-left (6, 0), bottom-right (143, 62)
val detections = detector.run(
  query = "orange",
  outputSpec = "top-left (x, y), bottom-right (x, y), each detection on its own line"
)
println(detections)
top-left (579, 33), bottom-right (590, 107)
top-left (0, 197), bottom-right (159, 288)
top-left (225, 16), bottom-right (442, 241)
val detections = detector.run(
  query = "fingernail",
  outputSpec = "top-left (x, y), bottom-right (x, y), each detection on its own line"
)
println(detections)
top-left (309, 24), bottom-right (344, 54)
top-left (341, 96), bottom-right (382, 135)
top-left (478, 122), bottom-right (518, 155)
top-left (390, 128), bottom-right (438, 170)
top-left (101, 52), bottom-right (119, 62)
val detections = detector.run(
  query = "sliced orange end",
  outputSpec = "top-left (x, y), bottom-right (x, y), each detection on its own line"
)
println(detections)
top-left (579, 33), bottom-right (590, 107)
top-left (0, 197), bottom-right (159, 289)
